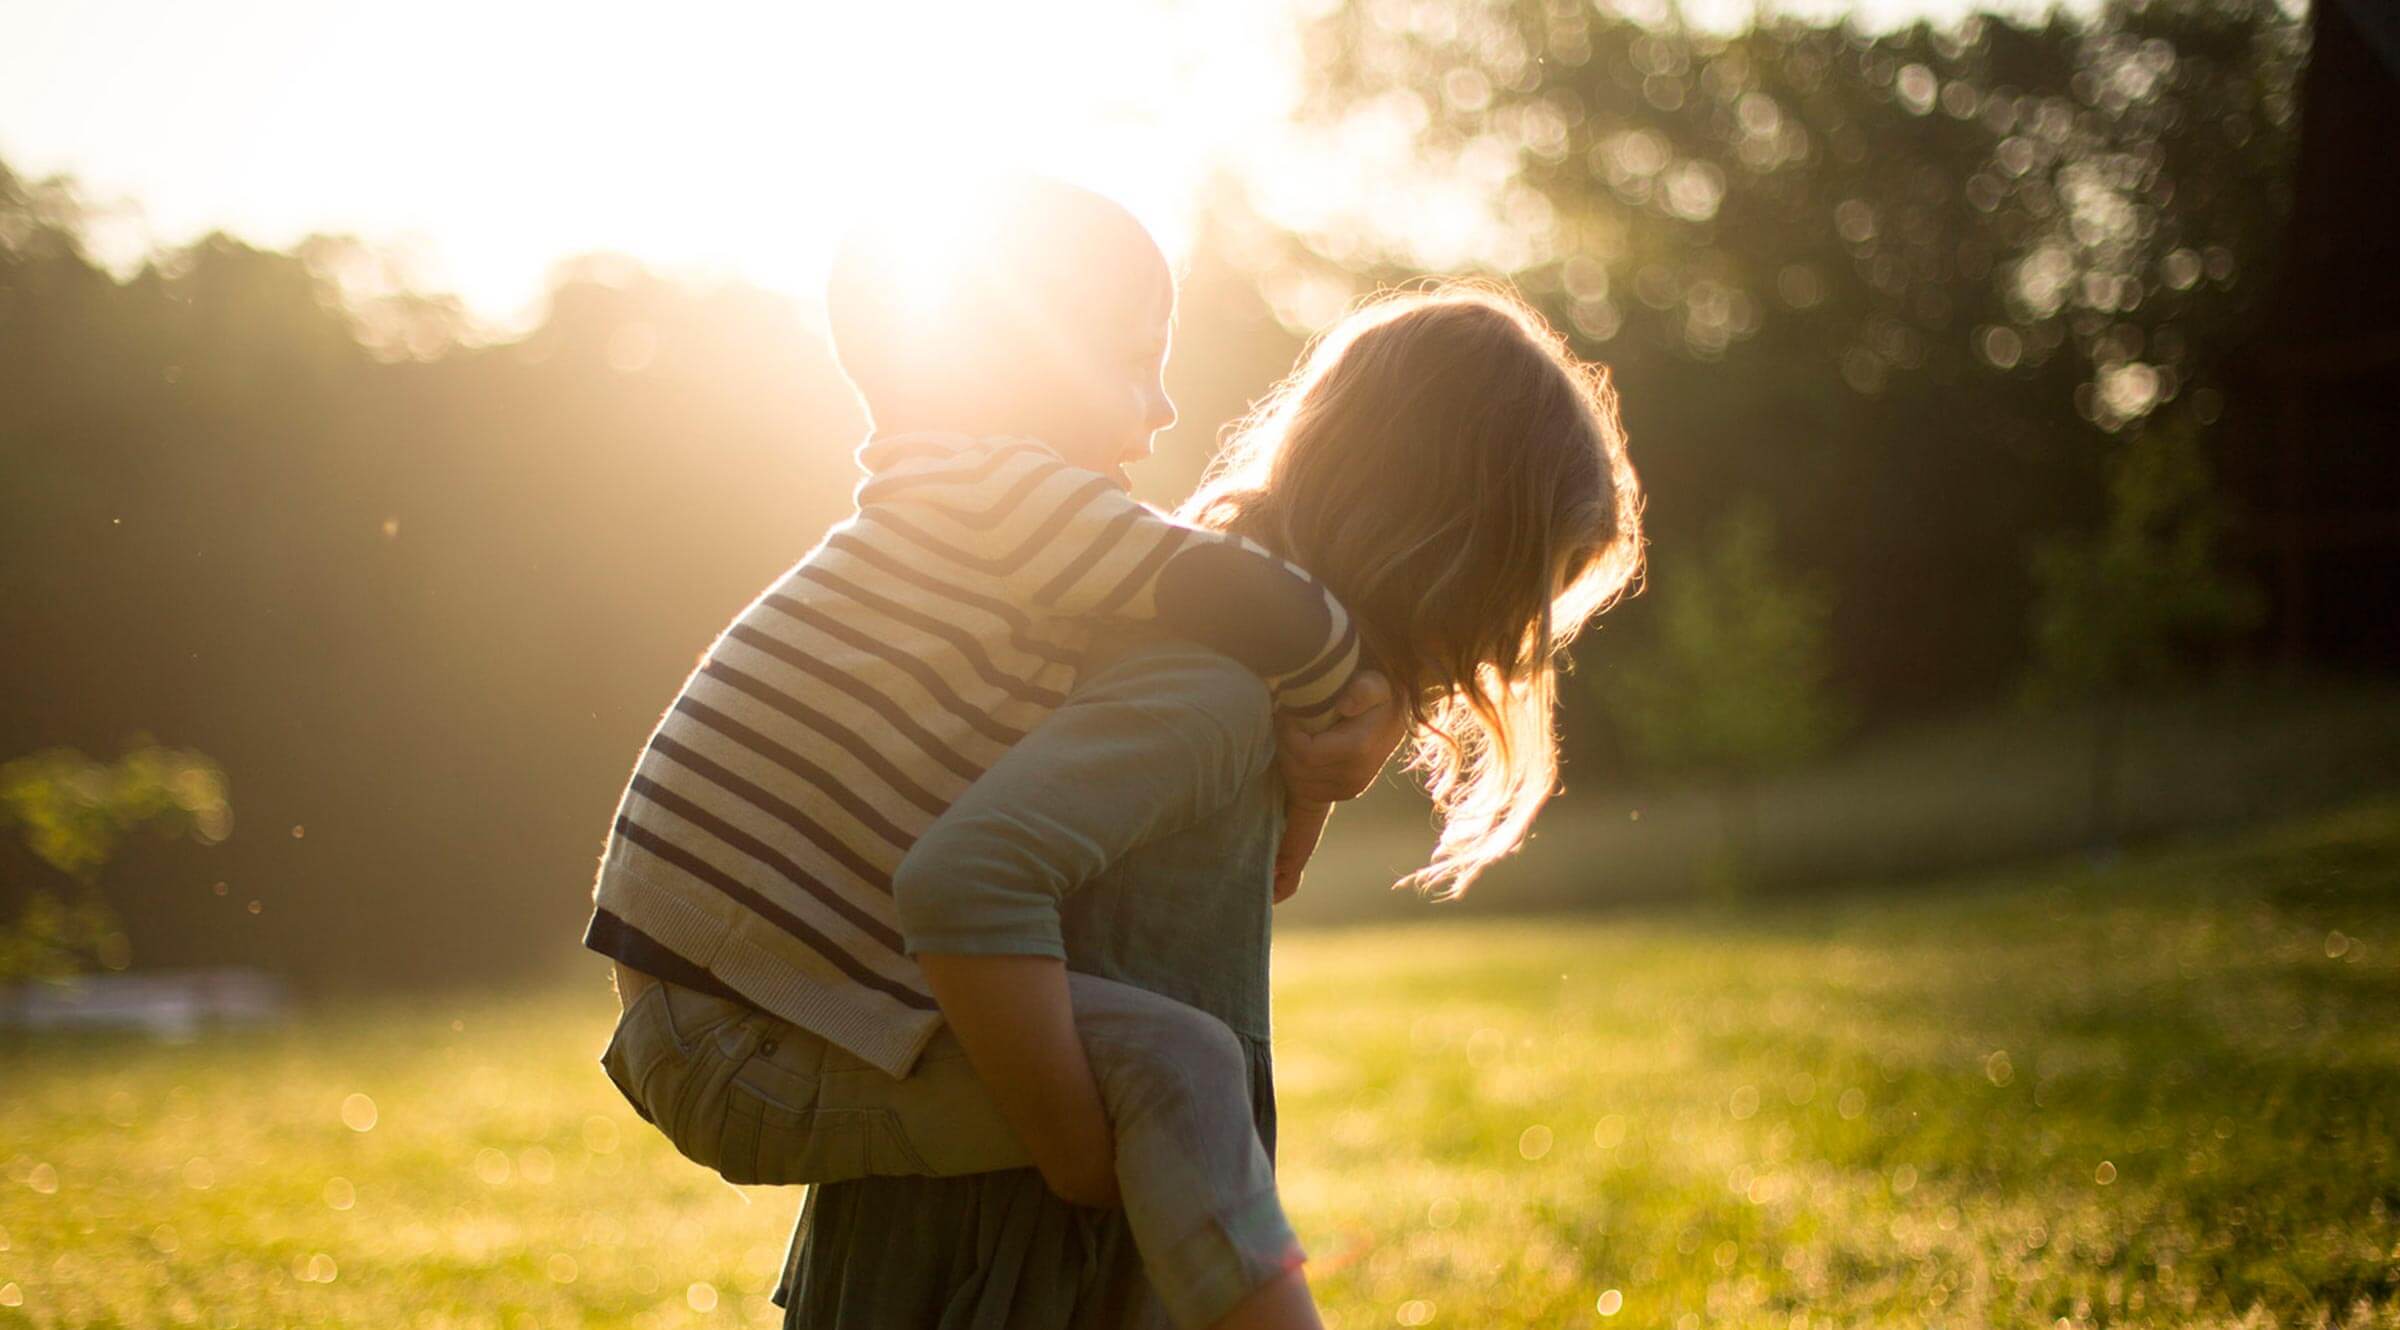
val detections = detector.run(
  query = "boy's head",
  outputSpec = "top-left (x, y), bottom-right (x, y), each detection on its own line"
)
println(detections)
top-left (826, 176), bottom-right (1177, 486)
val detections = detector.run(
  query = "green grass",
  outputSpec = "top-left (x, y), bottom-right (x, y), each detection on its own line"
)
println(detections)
top-left (6, 793), bottom-right (2399, 1329)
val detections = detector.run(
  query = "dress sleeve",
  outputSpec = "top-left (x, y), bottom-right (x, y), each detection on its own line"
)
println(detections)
top-left (859, 441), bottom-right (1360, 725)
top-left (891, 643), bottom-right (1276, 959)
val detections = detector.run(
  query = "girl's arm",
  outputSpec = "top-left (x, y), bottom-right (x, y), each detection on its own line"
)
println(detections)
top-left (916, 953), bottom-right (1119, 1207)
top-left (1271, 799), bottom-right (1335, 905)
top-left (1270, 671), bottom-right (1410, 901)
top-left (891, 642), bottom-right (1277, 1207)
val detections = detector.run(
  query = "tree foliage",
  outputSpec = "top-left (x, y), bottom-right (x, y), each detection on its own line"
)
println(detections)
top-left (2022, 413), bottom-right (2263, 708)
top-left (2020, 412), bottom-right (2262, 842)
top-left (0, 0), bottom-right (2319, 977)
top-left (0, 744), bottom-right (229, 980)
top-left (1601, 498), bottom-right (1847, 780)
top-left (1279, 0), bottom-right (2301, 711)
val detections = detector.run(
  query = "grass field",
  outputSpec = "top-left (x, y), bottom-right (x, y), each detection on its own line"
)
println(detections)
top-left (5, 792), bottom-right (2398, 1329)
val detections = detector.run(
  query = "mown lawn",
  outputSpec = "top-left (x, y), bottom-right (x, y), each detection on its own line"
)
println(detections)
top-left (5, 793), bottom-right (2397, 1329)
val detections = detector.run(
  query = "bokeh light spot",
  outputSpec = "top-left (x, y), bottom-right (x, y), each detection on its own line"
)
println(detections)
top-left (1978, 325), bottom-right (2024, 369)
top-left (1897, 64), bottom-right (1937, 115)
top-left (474, 1148), bottom-right (513, 1186)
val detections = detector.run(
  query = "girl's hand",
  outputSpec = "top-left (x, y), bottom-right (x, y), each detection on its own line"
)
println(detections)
top-left (1273, 798), bottom-right (1334, 903)
top-left (1275, 671), bottom-right (1407, 804)
top-left (1044, 1152), bottom-right (1124, 1210)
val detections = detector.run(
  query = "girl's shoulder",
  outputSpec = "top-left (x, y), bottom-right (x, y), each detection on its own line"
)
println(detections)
top-left (1076, 629), bottom-right (1278, 776)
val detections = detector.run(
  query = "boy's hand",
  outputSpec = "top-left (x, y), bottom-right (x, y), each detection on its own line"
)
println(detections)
top-left (1276, 671), bottom-right (1408, 804)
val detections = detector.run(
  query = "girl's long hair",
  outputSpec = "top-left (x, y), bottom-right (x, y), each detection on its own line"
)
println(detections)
top-left (1185, 283), bottom-right (1645, 899)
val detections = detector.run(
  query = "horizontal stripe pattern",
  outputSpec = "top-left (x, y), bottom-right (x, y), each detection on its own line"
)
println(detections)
top-left (588, 432), bottom-right (1361, 1077)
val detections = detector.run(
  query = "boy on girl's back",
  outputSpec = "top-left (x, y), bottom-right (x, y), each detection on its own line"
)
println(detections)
top-left (585, 177), bottom-right (1401, 1328)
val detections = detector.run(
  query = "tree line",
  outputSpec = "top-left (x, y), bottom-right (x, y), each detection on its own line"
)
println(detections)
top-left (0, 0), bottom-right (2300, 984)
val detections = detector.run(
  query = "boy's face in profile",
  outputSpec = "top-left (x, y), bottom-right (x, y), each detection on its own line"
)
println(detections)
top-left (1042, 258), bottom-right (1178, 492)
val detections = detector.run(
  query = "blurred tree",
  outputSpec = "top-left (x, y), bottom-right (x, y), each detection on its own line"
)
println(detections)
top-left (0, 744), bottom-right (230, 981)
top-left (0, 156), bottom-right (871, 988)
top-left (2021, 416), bottom-right (2263, 845)
top-left (1278, 0), bottom-right (2304, 713)
top-left (0, 0), bottom-right (2324, 981)
top-left (2230, 0), bottom-right (2400, 670)
top-left (1599, 500), bottom-right (1846, 894)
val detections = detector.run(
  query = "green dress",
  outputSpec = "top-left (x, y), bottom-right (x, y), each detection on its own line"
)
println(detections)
top-left (775, 635), bottom-right (1288, 1328)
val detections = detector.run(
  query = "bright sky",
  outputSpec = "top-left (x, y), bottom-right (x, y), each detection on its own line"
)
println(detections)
top-left (2, 0), bottom-right (2054, 330)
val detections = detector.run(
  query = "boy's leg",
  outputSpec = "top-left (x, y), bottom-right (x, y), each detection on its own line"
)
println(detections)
top-left (719, 974), bottom-right (1304, 1327)
top-left (717, 1008), bottom-right (1030, 1183)
top-left (596, 970), bottom-right (1026, 1185)
top-left (605, 972), bottom-right (1307, 1330)
top-left (1063, 974), bottom-right (1307, 1330)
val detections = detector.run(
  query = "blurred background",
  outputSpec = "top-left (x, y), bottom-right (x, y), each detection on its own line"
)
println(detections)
top-left (3, 0), bottom-right (2394, 992)
top-left (7, 1), bottom-right (2400, 1326)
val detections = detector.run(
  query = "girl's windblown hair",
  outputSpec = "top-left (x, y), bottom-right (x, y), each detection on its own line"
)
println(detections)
top-left (1186, 283), bottom-right (1645, 899)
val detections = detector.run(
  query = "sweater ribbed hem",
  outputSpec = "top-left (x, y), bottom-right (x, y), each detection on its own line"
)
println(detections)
top-left (593, 855), bottom-right (941, 1080)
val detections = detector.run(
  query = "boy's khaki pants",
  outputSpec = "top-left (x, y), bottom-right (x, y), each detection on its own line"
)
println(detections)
top-left (600, 971), bottom-right (1301, 1328)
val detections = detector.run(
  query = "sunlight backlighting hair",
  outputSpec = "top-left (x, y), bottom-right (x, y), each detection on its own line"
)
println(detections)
top-left (1186, 282), bottom-right (1645, 899)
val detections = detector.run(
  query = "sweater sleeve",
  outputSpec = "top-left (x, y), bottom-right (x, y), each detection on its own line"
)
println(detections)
top-left (892, 642), bottom-right (1276, 959)
top-left (859, 440), bottom-right (1360, 725)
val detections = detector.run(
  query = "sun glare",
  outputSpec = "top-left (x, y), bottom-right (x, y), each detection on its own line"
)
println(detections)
top-left (4, 0), bottom-right (2074, 329)
top-left (2, 0), bottom-right (1303, 328)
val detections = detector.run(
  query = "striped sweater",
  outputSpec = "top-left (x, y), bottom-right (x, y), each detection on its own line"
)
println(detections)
top-left (583, 431), bottom-right (1358, 1077)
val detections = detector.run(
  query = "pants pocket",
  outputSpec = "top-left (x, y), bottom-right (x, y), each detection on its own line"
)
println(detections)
top-left (601, 982), bottom-right (759, 1177)
top-left (720, 1088), bottom-right (931, 1187)
top-left (599, 984), bottom-right (675, 1127)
